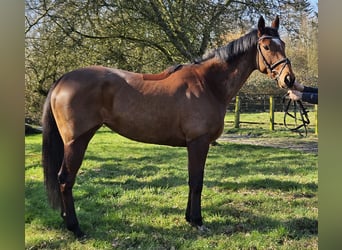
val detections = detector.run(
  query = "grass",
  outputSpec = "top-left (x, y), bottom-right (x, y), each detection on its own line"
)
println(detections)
top-left (224, 111), bottom-right (317, 139)
top-left (25, 115), bottom-right (318, 249)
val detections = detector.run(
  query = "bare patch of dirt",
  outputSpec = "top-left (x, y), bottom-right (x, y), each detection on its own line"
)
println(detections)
top-left (217, 134), bottom-right (318, 154)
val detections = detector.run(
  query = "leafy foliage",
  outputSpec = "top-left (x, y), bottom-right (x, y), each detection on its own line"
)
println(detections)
top-left (25, 0), bottom-right (317, 123)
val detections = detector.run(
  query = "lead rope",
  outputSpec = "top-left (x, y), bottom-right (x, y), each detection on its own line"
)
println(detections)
top-left (282, 93), bottom-right (310, 136)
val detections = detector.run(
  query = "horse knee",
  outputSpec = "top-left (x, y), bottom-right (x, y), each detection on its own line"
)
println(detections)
top-left (188, 180), bottom-right (203, 194)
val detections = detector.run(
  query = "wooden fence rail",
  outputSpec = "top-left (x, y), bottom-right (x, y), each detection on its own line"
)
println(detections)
top-left (232, 95), bottom-right (318, 134)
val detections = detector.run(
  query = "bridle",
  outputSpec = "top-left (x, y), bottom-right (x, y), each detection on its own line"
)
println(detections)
top-left (282, 93), bottom-right (310, 136)
top-left (257, 35), bottom-right (310, 136)
top-left (257, 35), bottom-right (292, 86)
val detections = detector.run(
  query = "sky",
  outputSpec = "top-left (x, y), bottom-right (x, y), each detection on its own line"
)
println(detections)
top-left (309, 0), bottom-right (318, 12)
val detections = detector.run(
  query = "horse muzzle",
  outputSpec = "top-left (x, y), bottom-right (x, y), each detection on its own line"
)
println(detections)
top-left (269, 58), bottom-right (295, 89)
top-left (284, 74), bottom-right (295, 88)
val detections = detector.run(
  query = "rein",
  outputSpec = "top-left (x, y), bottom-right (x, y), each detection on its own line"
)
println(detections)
top-left (282, 93), bottom-right (310, 136)
top-left (257, 35), bottom-right (291, 85)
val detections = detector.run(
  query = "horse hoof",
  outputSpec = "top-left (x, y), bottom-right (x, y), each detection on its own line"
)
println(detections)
top-left (77, 234), bottom-right (88, 243)
top-left (73, 228), bottom-right (86, 240)
top-left (75, 231), bottom-right (87, 243)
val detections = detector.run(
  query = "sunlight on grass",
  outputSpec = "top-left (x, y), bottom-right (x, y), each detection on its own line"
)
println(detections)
top-left (25, 123), bottom-right (317, 249)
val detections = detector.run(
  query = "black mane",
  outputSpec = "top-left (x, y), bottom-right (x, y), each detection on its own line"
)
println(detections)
top-left (196, 27), bottom-right (279, 63)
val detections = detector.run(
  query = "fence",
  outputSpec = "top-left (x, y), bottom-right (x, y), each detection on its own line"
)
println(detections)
top-left (229, 94), bottom-right (318, 134)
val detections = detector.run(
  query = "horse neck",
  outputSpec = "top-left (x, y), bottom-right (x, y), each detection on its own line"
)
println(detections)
top-left (201, 50), bottom-right (257, 106)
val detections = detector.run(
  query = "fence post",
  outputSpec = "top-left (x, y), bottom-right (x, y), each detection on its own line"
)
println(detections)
top-left (269, 95), bottom-right (274, 131)
top-left (234, 96), bottom-right (240, 128)
top-left (315, 104), bottom-right (318, 135)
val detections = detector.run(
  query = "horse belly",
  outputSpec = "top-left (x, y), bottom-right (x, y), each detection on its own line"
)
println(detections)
top-left (106, 120), bottom-right (187, 146)
top-left (104, 104), bottom-right (187, 146)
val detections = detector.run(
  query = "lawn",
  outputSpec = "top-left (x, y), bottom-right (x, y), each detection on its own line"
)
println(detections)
top-left (224, 111), bottom-right (317, 137)
top-left (25, 121), bottom-right (318, 249)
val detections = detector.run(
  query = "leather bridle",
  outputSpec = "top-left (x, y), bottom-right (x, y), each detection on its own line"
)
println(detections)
top-left (257, 36), bottom-right (311, 135)
top-left (282, 93), bottom-right (310, 136)
top-left (257, 35), bottom-right (292, 86)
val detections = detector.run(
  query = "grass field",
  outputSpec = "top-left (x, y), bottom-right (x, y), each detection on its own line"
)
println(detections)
top-left (25, 113), bottom-right (318, 249)
top-left (224, 111), bottom-right (317, 136)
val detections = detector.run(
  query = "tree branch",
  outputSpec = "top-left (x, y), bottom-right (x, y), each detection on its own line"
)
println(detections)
top-left (25, 7), bottom-right (51, 34)
top-left (149, 0), bottom-right (194, 60)
top-left (51, 20), bottom-right (175, 63)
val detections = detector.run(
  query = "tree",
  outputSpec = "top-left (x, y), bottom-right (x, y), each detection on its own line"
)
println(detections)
top-left (25, 0), bottom-right (314, 123)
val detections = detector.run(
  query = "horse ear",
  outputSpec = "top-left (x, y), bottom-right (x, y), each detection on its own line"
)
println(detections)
top-left (258, 16), bottom-right (265, 37)
top-left (271, 15), bottom-right (280, 30)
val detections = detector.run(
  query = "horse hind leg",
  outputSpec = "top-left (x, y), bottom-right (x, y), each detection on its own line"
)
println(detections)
top-left (58, 126), bottom-right (100, 238)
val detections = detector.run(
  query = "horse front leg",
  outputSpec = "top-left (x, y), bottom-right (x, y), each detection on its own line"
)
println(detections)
top-left (185, 134), bottom-right (210, 229)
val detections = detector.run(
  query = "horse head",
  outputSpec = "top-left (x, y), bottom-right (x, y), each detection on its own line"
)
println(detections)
top-left (256, 15), bottom-right (295, 89)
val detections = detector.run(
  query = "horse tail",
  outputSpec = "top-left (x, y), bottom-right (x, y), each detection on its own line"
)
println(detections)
top-left (42, 78), bottom-right (63, 209)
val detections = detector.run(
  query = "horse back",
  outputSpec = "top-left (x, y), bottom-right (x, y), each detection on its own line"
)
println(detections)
top-left (50, 65), bottom-right (225, 146)
top-left (142, 64), bottom-right (183, 80)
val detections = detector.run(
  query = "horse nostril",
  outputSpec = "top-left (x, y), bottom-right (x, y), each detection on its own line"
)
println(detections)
top-left (285, 75), bottom-right (290, 83)
top-left (285, 75), bottom-right (294, 88)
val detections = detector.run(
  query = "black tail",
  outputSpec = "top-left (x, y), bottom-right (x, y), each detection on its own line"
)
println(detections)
top-left (42, 80), bottom-right (64, 209)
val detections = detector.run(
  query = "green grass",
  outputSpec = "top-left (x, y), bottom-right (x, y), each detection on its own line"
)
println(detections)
top-left (25, 121), bottom-right (317, 249)
top-left (224, 111), bottom-right (317, 138)
top-left (226, 111), bottom-right (316, 125)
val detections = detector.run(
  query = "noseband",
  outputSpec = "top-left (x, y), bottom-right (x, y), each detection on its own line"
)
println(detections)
top-left (257, 35), bottom-right (291, 84)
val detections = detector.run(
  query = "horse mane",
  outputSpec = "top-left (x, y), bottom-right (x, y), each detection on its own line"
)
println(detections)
top-left (196, 27), bottom-right (279, 63)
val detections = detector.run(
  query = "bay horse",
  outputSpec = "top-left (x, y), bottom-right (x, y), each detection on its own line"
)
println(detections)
top-left (42, 16), bottom-right (295, 238)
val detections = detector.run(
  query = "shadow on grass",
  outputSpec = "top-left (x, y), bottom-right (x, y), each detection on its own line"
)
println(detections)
top-left (26, 177), bottom-right (317, 249)
top-left (25, 180), bottom-right (62, 228)
top-left (206, 178), bottom-right (317, 192)
top-left (25, 139), bottom-right (317, 248)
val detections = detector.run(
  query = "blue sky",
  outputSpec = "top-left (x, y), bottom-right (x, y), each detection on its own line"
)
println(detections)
top-left (309, 0), bottom-right (318, 11)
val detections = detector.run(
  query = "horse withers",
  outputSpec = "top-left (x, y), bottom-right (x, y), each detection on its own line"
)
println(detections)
top-left (42, 15), bottom-right (295, 238)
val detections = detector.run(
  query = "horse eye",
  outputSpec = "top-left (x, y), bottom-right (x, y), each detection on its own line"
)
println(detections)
top-left (263, 45), bottom-right (270, 51)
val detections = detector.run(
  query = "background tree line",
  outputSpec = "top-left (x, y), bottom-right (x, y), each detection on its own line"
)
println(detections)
top-left (25, 0), bottom-right (317, 124)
